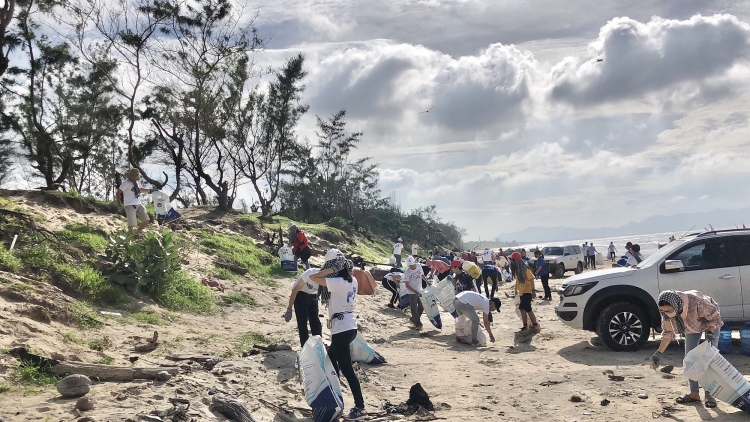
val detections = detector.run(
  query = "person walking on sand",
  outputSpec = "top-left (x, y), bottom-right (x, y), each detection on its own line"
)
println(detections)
top-left (588, 243), bottom-right (597, 269)
top-left (412, 242), bottom-right (421, 258)
top-left (510, 252), bottom-right (541, 332)
top-left (650, 290), bottom-right (722, 409)
top-left (481, 247), bottom-right (494, 265)
top-left (453, 291), bottom-right (500, 345)
top-left (289, 223), bottom-right (312, 270)
top-left (608, 242), bottom-right (617, 262)
top-left (308, 250), bottom-right (368, 420)
top-left (404, 256), bottom-right (429, 329)
top-left (480, 262), bottom-right (499, 298)
top-left (381, 268), bottom-right (403, 309)
top-left (116, 169), bottom-right (154, 235)
top-left (534, 249), bottom-right (551, 301)
top-left (393, 238), bottom-right (404, 268)
top-left (283, 268), bottom-right (322, 348)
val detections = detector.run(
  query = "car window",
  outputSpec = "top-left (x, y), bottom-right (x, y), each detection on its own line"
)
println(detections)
top-left (543, 247), bottom-right (564, 256)
top-left (667, 241), bottom-right (731, 271)
top-left (563, 247), bottom-right (570, 255)
top-left (734, 238), bottom-right (750, 266)
top-left (573, 246), bottom-right (581, 254)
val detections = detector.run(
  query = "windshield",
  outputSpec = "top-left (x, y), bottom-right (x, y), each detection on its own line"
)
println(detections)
top-left (542, 247), bottom-right (564, 256)
top-left (635, 239), bottom-right (688, 269)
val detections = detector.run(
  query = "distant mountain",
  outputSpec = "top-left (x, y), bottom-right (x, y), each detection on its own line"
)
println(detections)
top-left (492, 207), bottom-right (750, 243)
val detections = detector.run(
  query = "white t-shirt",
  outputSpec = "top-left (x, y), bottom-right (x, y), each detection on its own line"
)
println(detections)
top-left (403, 266), bottom-right (423, 292)
top-left (325, 277), bottom-right (358, 335)
top-left (481, 249), bottom-right (493, 262)
top-left (119, 180), bottom-right (143, 206)
top-left (456, 291), bottom-right (490, 315)
top-left (583, 246), bottom-right (589, 256)
top-left (293, 268), bottom-right (320, 295)
top-left (384, 272), bottom-right (402, 282)
top-left (608, 244), bottom-right (616, 253)
top-left (393, 242), bottom-right (404, 255)
top-left (412, 243), bottom-right (420, 256)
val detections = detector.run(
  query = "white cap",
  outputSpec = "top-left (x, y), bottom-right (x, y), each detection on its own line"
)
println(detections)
top-left (398, 238), bottom-right (402, 242)
top-left (324, 248), bottom-right (342, 262)
top-left (406, 256), bottom-right (416, 266)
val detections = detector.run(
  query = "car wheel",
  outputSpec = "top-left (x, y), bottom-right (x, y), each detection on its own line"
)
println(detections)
top-left (596, 302), bottom-right (650, 352)
top-left (575, 262), bottom-right (583, 274)
top-left (555, 264), bottom-right (565, 278)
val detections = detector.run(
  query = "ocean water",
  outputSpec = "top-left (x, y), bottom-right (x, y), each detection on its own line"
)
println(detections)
top-left (511, 231), bottom-right (681, 258)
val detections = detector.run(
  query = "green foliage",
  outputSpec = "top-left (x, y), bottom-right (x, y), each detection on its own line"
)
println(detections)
top-left (96, 355), bottom-right (114, 365)
top-left (0, 383), bottom-right (10, 394)
top-left (87, 336), bottom-right (112, 351)
top-left (154, 270), bottom-right (215, 314)
top-left (70, 302), bottom-right (104, 330)
top-left (211, 266), bottom-right (238, 281)
top-left (256, 276), bottom-right (278, 288)
top-left (17, 246), bottom-right (56, 272)
top-left (11, 360), bottom-right (60, 387)
top-left (56, 263), bottom-right (122, 304)
top-left (62, 332), bottom-right (84, 344)
top-left (0, 242), bottom-right (22, 271)
top-left (221, 292), bottom-right (257, 307)
top-left (60, 223), bottom-right (109, 252)
top-left (129, 311), bottom-right (167, 325)
top-left (105, 228), bottom-right (181, 293)
top-left (196, 230), bottom-right (282, 276)
top-left (232, 331), bottom-right (284, 353)
top-left (326, 217), bottom-right (353, 235)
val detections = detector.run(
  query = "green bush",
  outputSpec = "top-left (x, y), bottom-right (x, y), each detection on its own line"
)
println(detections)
top-left (56, 263), bottom-right (123, 304)
top-left (211, 266), bottom-right (238, 281)
top-left (60, 223), bottom-right (109, 252)
top-left (221, 292), bottom-right (257, 307)
top-left (196, 230), bottom-right (283, 276)
top-left (11, 360), bottom-right (60, 387)
top-left (0, 242), bottom-right (21, 271)
top-left (326, 217), bottom-right (353, 235)
top-left (105, 229), bottom-right (181, 293)
top-left (17, 246), bottom-right (56, 271)
top-left (155, 270), bottom-right (215, 314)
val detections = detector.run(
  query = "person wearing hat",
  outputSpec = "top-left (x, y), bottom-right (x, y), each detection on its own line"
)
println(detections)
top-left (309, 249), bottom-right (368, 420)
top-left (510, 252), bottom-right (540, 332)
top-left (451, 260), bottom-right (476, 293)
top-left (650, 290), bottom-right (723, 408)
top-left (393, 238), bottom-right (404, 268)
top-left (116, 169), bottom-right (154, 235)
top-left (453, 291), bottom-right (500, 345)
top-left (404, 256), bottom-right (429, 329)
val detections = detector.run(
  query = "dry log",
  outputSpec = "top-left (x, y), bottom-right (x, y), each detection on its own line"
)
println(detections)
top-left (211, 395), bottom-right (256, 422)
top-left (133, 331), bottom-right (159, 352)
top-left (252, 344), bottom-right (292, 352)
top-left (50, 361), bottom-right (178, 381)
top-left (164, 355), bottom-right (214, 363)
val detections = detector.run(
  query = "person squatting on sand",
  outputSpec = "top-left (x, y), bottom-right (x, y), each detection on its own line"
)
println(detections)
top-left (650, 290), bottom-right (723, 409)
top-left (381, 268), bottom-right (403, 308)
top-left (289, 222), bottom-right (312, 270)
top-left (404, 256), bottom-right (430, 329)
top-left (116, 168), bottom-right (154, 235)
top-left (283, 268), bottom-right (323, 348)
top-left (308, 249), bottom-right (368, 420)
top-left (453, 291), bottom-right (500, 346)
top-left (510, 252), bottom-right (541, 332)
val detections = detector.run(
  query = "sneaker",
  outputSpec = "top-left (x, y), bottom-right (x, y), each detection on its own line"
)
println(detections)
top-left (530, 324), bottom-right (541, 332)
top-left (345, 407), bottom-right (368, 420)
top-left (387, 303), bottom-right (395, 309)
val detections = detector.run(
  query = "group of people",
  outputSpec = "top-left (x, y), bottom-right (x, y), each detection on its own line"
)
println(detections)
top-left (582, 242), bottom-right (598, 269)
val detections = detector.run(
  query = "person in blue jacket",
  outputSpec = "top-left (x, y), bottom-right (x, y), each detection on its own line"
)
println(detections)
top-left (534, 250), bottom-right (551, 301)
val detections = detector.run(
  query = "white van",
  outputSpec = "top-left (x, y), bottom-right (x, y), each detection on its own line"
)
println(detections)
top-left (555, 230), bottom-right (750, 351)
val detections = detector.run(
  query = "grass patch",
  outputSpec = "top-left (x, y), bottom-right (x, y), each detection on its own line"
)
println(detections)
top-left (0, 278), bottom-right (32, 291)
top-left (211, 266), bottom-right (238, 281)
top-left (17, 246), bottom-right (56, 272)
top-left (60, 223), bottom-right (109, 252)
top-left (70, 302), bottom-right (104, 330)
top-left (232, 331), bottom-right (287, 353)
top-left (256, 276), bottom-right (278, 288)
top-left (155, 270), bottom-right (215, 314)
top-left (195, 333), bottom-right (220, 347)
top-left (96, 355), bottom-right (114, 365)
top-left (0, 383), bottom-right (10, 393)
top-left (196, 230), bottom-right (283, 277)
top-left (62, 332), bottom-right (85, 345)
top-left (129, 311), bottom-right (167, 326)
top-left (221, 292), bottom-right (257, 307)
top-left (11, 359), bottom-right (60, 387)
top-left (0, 242), bottom-right (22, 272)
top-left (56, 263), bottom-right (123, 304)
top-left (87, 336), bottom-right (111, 351)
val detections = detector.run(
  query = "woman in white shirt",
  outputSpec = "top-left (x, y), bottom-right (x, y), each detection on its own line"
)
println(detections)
top-left (309, 250), bottom-right (367, 421)
top-left (283, 268), bottom-right (323, 348)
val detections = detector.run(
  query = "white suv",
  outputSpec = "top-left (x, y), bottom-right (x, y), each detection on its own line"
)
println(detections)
top-left (555, 230), bottom-right (750, 351)
top-left (530, 245), bottom-right (585, 278)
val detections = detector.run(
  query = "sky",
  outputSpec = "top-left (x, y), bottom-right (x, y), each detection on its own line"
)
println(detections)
top-left (232, 0), bottom-right (750, 241)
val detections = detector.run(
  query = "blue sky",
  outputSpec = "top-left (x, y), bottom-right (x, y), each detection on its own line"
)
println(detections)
top-left (235, 1), bottom-right (750, 240)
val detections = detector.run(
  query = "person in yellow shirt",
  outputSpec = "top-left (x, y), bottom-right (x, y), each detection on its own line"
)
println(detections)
top-left (509, 252), bottom-right (541, 332)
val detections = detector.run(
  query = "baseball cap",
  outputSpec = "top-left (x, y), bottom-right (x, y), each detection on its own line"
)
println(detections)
top-left (406, 256), bottom-right (416, 266)
top-left (324, 248), bottom-right (343, 262)
top-left (451, 260), bottom-right (462, 268)
top-left (398, 238), bottom-right (402, 242)
top-left (510, 252), bottom-right (523, 261)
top-left (625, 242), bottom-right (633, 248)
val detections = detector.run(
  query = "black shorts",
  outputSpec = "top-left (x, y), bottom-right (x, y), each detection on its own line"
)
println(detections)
top-left (298, 246), bottom-right (312, 263)
top-left (519, 293), bottom-right (533, 312)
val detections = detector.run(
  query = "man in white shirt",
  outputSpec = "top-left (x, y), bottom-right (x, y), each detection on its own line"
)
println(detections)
top-left (411, 242), bottom-right (420, 257)
top-left (393, 238), bottom-right (404, 267)
top-left (116, 168), bottom-right (154, 235)
top-left (608, 242), bottom-right (617, 262)
top-left (453, 291), bottom-right (500, 345)
top-left (481, 248), bottom-right (494, 264)
top-left (403, 256), bottom-right (429, 329)
top-left (582, 243), bottom-right (589, 269)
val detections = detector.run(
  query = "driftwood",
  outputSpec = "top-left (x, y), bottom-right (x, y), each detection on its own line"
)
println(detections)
top-left (211, 395), bottom-right (255, 422)
top-left (164, 355), bottom-right (214, 363)
top-left (252, 344), bottom-right (292, 352)
top-left (133, 331), bottom-right (159, 352)
top-left (50, 361), bottom-right (179, 381)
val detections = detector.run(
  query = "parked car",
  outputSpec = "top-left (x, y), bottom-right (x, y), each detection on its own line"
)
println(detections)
top-left (555, 229), bottom-right (750, 351)
top-left (529, 245), bottom-right (585, 278)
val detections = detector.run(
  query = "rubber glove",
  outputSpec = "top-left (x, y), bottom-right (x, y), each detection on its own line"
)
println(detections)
top-left (283, 308), bottom-right (293, 322)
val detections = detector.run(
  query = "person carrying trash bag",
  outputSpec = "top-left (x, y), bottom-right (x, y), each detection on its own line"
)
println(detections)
top-left (283, 268), bottom-right (323, 348)
top-left (453, 291), bottom-right (500, 346)
top-left (404, 256), bottom-right (429, 329)
top-left (650, 290), bottom-right (723, 409)
top-left (308, 250), bottom-right (368, 421)
top-left (289, 223), bottom-right (312, 270)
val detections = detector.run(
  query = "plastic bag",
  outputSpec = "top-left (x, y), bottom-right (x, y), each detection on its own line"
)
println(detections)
top-left (279, 245), bottom-right (298, 272)
top-left (350, 332), bottom-right (386, 364)
top-left (454, 315), bottom-right (487, 346)
top-left (683, 340), bottom-right (750, 412)
top-left (300, 336), bottom-right (344, 422)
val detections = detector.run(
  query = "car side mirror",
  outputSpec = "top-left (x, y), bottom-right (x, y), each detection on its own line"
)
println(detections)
top-left (664, 260), bottom-right (684, 272)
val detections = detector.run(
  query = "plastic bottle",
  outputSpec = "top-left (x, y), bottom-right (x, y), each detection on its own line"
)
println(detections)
top-left (718, 327), bottom-right (733, 354)
top-left (740, 322), bottom-right (750, 356)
